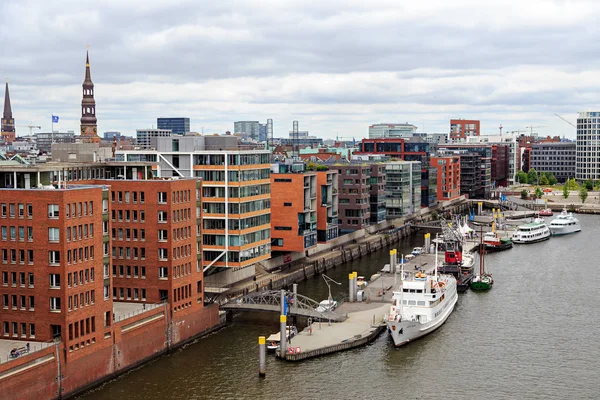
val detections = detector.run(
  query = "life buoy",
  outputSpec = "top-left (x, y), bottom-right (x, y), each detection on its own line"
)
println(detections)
top-left (296, 346), bottom-right (301, 354)
top-left (287, 347), bottom-right (295, 354)
top-left (388, 315), bottom-right (394, 321)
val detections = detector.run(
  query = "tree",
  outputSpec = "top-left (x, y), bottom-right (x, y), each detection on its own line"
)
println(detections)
top-left (535, 187), bottom-right (543, 199)
top-left (521, 189), bottom-right (528, 199)
top-left (527, 168), bottom-right (538, 185)
top-left (584, 180), bottom-right (594, 191)
top-left (547, 173), bottom-right (558, 185)
top-left (562, 184), bottom-right (569, 199)
top-left (580, 186), bottom-right (588, 203)
top-left (538, 174), bottom-right (549, 186)
top-left (516, 170), bottom-right (528, 185)
top-left (567, 178), bottom-right (579, 190)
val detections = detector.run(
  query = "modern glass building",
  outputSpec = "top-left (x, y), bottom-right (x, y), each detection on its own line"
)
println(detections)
top-left (576, 111), bottom-right (600, 180)
top-left (157, 118), bottom-right (190, 135)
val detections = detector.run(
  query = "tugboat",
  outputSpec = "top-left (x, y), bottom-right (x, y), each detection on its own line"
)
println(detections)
top-left (437, 240), bottom-right (474, 293)
top-left (484, 231), bottom-right (513, 252)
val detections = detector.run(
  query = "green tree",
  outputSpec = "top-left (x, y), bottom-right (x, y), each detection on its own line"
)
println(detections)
top-left (535, 187), bottom-right (543, 199)
top-left (562, 184), bottom-right (569, 199)
top-left (567, 178), bottom-right (579, 190)
top-left (538, 174), bottom-right (549, 185)
top-left (521, 189), bottom-right (528, 199)
top-left (580, 186), bottom-right (588, 203)
top-left (516, 170), bottom-right (528, 185)
top-left (584, 180), bottom-right (594, 191)
top-left (547, 173), bottom-right (558, 185)
top-left (527, 168), bottom-right (538, 185)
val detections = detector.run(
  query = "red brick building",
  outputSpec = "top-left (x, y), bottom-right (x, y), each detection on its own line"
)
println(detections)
top-left (315, 170), bottom-right (339, 243)
top-left (270, 164), bottom-right (317, 253)
top-left (450, 119), bottom-right (480, 140)
top-left (431, 156), bottom-right (461, 201)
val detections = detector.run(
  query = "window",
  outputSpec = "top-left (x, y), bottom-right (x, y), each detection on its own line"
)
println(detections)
top-left (18, 204), bottom-right (24, 217)
top-left (159, 267), bottom-right (169, 279)
top-left (50, 297), bottom-right (61, 311)
top-left (158, 211), bottom-right (167, 223)
top-left (48, 227), bottom-right (60, 242)
top-left (50, 273), bottom-right (61, 288)
top-left (158, 192), bottom-right (167, 203)
top-left (27, 227), bottom-right (33, 241)
top-left (1, 204), bottom-right (5, 217)
top-left (158, 230), bottom-right (168, 241)
top-left (140, 192), bottom-right (145, 203)
top-left (30, 324), bottom-right (35, 337)
top-left (29, 296), bottom-right (34, 310)
top-left (158, 248), bottom-right (168, 260)
top-left (49, 250), bottom-right (61, 265)
top-left (48, 204), bottom-right (59, 218)
top-left (28, 273), bottom-right (34, 287)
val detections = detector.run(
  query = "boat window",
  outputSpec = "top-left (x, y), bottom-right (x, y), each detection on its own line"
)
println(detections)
top-left (417, 301), bottom-right (426, 306)
top-left (403, 288), bottom-right (409, 293)
top-left (402, 300), bottom-right (408, 305)
top-left (408, 300), bottom-right (416, 305)
top-left (416, 289), bottom-right (423, 293)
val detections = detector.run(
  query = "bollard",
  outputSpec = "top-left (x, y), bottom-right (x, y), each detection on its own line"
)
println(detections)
top-left (348, 273), bottom-right (355, 302)
top-left (258, 336), bottom-right (266, 377)
top-left (279, 315), bottom-right (287, 359)
top-left (292, 283), bottom-right (298, 314)
top-left (352, 271), bottom-right (358, 301)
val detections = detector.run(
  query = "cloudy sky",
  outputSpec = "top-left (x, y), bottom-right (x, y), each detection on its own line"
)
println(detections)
top-left (1, 0), bottom-right (597, 139)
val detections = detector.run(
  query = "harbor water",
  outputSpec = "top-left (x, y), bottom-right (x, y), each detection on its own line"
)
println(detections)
top-left (79, 215), bottom-right (600, 400)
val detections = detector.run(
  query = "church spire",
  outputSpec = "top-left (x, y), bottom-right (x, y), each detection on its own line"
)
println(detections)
top-left (2, 80), bottom-right (14, 133)
top-left (80, 50), bottom-right (99, 143)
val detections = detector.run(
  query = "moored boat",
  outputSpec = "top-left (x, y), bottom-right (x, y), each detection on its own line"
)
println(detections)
top-left (315, 299), bottom-right (338, 313)
top-left (266, 326), bottom-right (298, 352)
top-left (539, 208), bottom-right (553, 216)
top-left (549, 208), bottom-right (581, 236)
top-left (471, 230), bottom-right (493, 291)
top-left (386, 244), bottom-right (458, 347)
top-left (437, 240), bottom-right (473, 293)
top-left (484, 231), bottom-right (513, 252)
top-left (512, 218), bottom-right (551, 244)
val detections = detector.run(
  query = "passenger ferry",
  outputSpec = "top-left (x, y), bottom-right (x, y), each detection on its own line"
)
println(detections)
top-left (512, 218), bottom-right (551, 244)
top-left (549, 208), bottom-right (581, 236)
top-left (385, 247), bottom-right (457, 347)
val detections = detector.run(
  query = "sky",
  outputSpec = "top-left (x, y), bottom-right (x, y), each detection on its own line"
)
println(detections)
top-left (1, 0), bottom-right (598, 140)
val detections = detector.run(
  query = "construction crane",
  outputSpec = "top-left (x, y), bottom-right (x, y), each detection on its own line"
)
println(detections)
top-left (554, 113), bottom-right (576, 128)
top-left (6, 123), bottom-right (41, 137)
top-left (525, 125), bottom-right (547, 136)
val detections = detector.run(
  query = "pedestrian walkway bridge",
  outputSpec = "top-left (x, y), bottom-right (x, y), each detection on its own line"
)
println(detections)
top-left (220, 290), bottom-right (347, 322)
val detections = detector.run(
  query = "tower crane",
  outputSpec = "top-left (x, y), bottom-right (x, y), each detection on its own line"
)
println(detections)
top-left (6, 123), bottom-right (41, 137)
top-left (524, 125), bottom-right (547, 136)
top-left (554, 113), bottom-right (576, 128)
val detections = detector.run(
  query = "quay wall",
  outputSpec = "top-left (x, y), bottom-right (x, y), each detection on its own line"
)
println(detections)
top-left (0, 304), bottom-right (222, 400)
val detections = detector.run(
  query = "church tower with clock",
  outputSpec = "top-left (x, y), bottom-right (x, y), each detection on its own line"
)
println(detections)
top-left (80, 51), bottom-right (100, 143)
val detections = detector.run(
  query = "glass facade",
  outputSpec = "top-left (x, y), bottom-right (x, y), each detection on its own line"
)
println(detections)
top-left (157, 118), bottom-right (190, 135)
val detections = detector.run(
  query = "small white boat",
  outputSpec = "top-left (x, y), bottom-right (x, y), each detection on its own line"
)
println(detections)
top-left (315, 299), bottom-right (338, 313)
top-left (266, 326), bottom-right (298, 351)
top-left (404, 254), bottom-right (415, 261)
top-left (549, 208), bottom-right (581, 236)
top-left (411, 247), bottom-right (423, 256)
top-left (357, 276), bottom-right (367, 288)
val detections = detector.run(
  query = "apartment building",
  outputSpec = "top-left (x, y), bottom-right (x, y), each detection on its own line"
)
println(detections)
top-left (576, 111), bottom-right (600, 180)
top-left (0, 167), bottom-right (113, 358)
top-left (438, 144), bottom-right (493, 198)
top-left (431, 156), bottom-right (461, 201)
top-left (450, 119), bottom-right (480, 140)
top-left (384, 161), bottom-right (421, 219)
top-left (334, 164), bottom-right (371, 233)
top-left (270, 162), bottom-right (317, 253)
top-left (356, 138), bottom-right (437, 207)
top-left (368, 164), bottom-right (387, 224)
top-left (316, 170), bottom-right (339, 243)
top-left (531, 142), bottom-right (576, 183)
top-left (116, 135), bottom-right (271, 273)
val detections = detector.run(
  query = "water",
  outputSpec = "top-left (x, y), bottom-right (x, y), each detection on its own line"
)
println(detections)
top-left (79, 215), bottom-right (600, 400)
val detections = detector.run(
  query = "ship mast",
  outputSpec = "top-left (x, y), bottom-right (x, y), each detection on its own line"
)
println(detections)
top-left (434, 233), bottom-right (439, 281)
top-left (479, 225), bottom-right (484, 276)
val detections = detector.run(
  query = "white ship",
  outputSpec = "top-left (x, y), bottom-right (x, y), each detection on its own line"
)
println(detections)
top-left (512, 218), bottom-right (551, 244)
top-left (549, 209), bottom-right (581, 236)
top-left (385, 245), bottom-right (457, 347)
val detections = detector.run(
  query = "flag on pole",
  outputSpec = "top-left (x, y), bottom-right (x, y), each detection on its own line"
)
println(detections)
top-left (52, 115), bottom-right (59, 123)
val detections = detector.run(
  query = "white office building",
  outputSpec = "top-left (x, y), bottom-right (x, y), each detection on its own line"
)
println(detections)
top-left (576, 111), bottom-right (600, 180)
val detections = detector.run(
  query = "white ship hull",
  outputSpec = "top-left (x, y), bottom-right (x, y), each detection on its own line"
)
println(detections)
top-left (550, 224), bottom-right (581, 236)
top-left (386, 286), bottom-right (458, 347)
top-left (512, 231), bottom-right (550, 243)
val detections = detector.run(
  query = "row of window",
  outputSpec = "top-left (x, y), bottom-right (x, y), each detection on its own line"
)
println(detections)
top-left (112, 209), bottom-right (145, 223)
top-left (111, 246), bottom-right (146, 260)
top-left (111, 190), bottom-right (145, 204)
top-left (65, 202), bottom-right (94, 218)
top-left (66, 224), bottom-right (95, 242)
top-left (1, 226), bottom-right (33, 241)
top-left (67, 268), bottom-right (95, 287)
top-left (67, 290), bottom-right (96, 311)
top-left (2, 294), bottom-right (35, 310)
top-left (111, 228), bottom-right (146, 241)
top-left (68, 316), bottom-right (96, 341)
top-left (113, 287), bottom-right (147, 301)
top-left (0, 203), bottom-right (33, 219)
top-left (113, 265), bottom-right (146, 279)
top-left (2, 321), bottom-right (35, 338)
top-left (65, 246), bottom-right (95, 265)
top-left (1, 249), bottom-right (34, 264)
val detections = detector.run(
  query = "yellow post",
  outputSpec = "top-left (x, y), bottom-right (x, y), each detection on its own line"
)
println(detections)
top-left (258, 336), bottom-right (266, 377)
